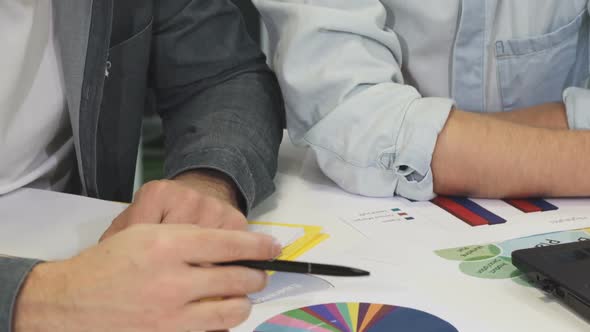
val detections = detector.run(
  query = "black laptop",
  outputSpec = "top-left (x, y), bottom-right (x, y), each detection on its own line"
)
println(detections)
top-left (512, 242), bottom-right (590, 321)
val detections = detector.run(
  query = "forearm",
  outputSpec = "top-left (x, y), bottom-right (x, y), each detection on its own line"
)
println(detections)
top-left (432, 109), bottom-right (590, 198)
top-left (485, 102), bottom-right (568, 130)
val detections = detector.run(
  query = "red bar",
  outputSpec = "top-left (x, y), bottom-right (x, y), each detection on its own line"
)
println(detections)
top-left (505, 199), bottom-right (543, 213)
top-left (432, 197), bottom-right (489, 227)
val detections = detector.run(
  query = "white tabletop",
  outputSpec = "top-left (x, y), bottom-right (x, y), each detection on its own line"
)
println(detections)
top-left (2, 135), bottom-right (590, 331)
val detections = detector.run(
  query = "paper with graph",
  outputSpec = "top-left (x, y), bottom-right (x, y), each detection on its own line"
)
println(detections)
top-left (339, 196), bottom-right (590, 244)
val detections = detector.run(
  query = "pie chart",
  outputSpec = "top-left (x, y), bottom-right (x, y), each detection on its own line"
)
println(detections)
top-left (254, 302), bottom-right (458, 332)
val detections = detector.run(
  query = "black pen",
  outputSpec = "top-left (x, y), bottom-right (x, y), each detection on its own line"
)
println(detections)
top-left (219, 260), bottom-right (370, 277)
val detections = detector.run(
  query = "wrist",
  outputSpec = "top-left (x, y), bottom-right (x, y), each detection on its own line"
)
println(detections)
top-left (13, 262), bottom-right (69, 332)
top-left (172, 169), bottom-right (242, 210)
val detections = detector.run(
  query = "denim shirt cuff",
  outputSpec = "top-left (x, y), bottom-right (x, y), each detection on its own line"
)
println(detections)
top-left (0, 256), bottom-right (42, 332)
top-left (394, 97), bottom-right (455, 201)
top-left (564, 87), bottom-right (590, 130)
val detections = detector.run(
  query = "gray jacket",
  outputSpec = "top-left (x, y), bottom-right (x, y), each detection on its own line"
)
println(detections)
top-left (0, 1), bottom-right (284, 330)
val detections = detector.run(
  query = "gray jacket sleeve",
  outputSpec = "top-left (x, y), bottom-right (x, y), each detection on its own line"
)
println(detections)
top-left (150, 0), bottom-right (284, 213)
top-left (0, 257), bottom-right (41, 332)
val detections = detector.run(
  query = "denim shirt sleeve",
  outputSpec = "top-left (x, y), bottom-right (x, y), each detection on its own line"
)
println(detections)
top-left (564, 87), bottom-right (590, 130)
top-left (0, 256), bottom-right (41, 332)
top-left (150, 1), bottom-right (284, 213)
top-left (254, 0), bottom-right (453, 201)
top-left (564, 3), bottom-right (590, 130)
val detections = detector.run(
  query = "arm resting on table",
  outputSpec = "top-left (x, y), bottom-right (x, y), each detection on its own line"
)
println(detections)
top-left (255, 0), bottom-right (590, 201)
top-left (485, 103), bottom-right (568, 130)
top-left (151, 0), bottom-right (285, 214)
top-left (432, 109), bottom-right (590, 198)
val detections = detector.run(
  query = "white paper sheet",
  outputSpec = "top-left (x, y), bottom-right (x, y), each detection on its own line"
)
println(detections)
top-left (0, 189), bottom-right (125, 260)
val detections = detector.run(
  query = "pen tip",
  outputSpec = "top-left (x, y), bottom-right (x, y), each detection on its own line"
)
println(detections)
top-left (354, 268), bottom-right (371, 276)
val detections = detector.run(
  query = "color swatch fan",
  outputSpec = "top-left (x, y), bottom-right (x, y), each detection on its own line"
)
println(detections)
top-left (254, 302), bottom-right (458, 332)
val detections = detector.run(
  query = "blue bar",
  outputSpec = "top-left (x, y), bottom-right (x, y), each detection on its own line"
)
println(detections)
top-left (530, 199), bottom-right (559, 212)
top-left (451, 197), bottom-right (507, 225)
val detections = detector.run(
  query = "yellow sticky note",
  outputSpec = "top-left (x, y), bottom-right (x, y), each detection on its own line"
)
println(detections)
top-left (249, 221), bottom-right (329, 261)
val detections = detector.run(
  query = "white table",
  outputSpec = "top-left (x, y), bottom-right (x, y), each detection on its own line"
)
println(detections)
top-left (1, 137), bottom-right (590, 331)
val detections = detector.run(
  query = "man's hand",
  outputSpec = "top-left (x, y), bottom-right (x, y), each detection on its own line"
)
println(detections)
top-left (100, 170), bottom-right (246, 241)
top-left (14, 225), bottom-right (281, 332)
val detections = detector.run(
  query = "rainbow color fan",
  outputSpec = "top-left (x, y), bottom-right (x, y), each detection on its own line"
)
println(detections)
top-left (254, 302), bottom-right (458, 332)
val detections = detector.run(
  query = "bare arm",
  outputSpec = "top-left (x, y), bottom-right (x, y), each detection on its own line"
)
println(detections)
top-left (432, 109), bottom-right (590, 198)
top-left (485, 103), bottom-right (569, 130)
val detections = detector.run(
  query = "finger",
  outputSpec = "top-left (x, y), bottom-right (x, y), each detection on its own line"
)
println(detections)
top-left (99, 201), bottom-right (166, 242)
top-left (178, 229), bottom-right (282, 264)
top-left (163, 195), bottom-right (225, 228)
top-left (219, 207), bottom-right (248, 231)
top-left (155, 188), bottom-right (244, 230)
top-left (177, 297), bottom-right (252, 331)
top-left (130, 180), bottom-right (181, 224)
top-left (199, 205), bottom-right (247, 231)
top-left (99, 209), bottom-right (133, 242)
top-left (100, 181), bottom-right (179, 241)
top-left (186, 266), bottom-right (268, 299)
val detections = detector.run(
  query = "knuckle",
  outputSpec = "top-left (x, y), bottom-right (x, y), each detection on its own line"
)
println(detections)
top-left (227, 298), bottom-right (253, 327)
top-left (250, 271), bottom-right (268, 293)
top-left (227, 269), bottom-right (251, 293)
top-left (195, 230), bottom-right (244, 260)
top-left (210, 305), bottom-right (231, 328)
top-left (140, 180), bottom-right (170, 198)
top-left (182, 189), bottom-right (203, 204)
top-left (214, 269), bottom-right (238, 289)
top-left (205, 198), bottom-right (224, 215)
top-left (227, 212), bottom-right (247, 230)
top-left (146, 232), bottom-right (177, 260)
top-left (226, 268), bottom-right (267, 294)
top-left (121, 209), bottom-right (142, 227)
top-left (210, 298), bottom-right (251, 328)
top-left (256, 236), bottom-right (276, 259)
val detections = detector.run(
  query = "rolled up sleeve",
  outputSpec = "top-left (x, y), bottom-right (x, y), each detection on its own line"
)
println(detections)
top-left (254, 0), bottom-right (454, 200)
top-left (564, 2), bottom-right (590, 130)
top-left (564, 87), bottom-right (590, 130)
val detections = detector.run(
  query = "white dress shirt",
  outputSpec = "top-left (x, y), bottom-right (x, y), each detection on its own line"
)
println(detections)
top-left (0, 0), bottom-right (74, 195)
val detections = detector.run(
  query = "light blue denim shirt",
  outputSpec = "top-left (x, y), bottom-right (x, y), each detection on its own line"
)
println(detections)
top-left (253, 0), bottom-right (590, 200)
